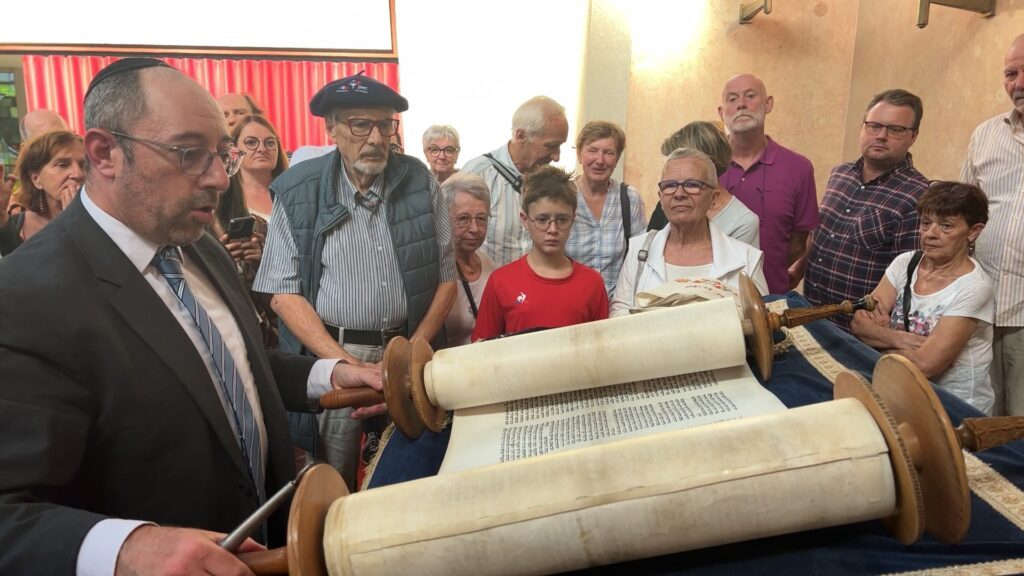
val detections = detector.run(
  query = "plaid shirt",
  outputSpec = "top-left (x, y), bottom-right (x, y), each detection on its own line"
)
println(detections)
top-left (804, 155), bottom-right (928, 331)
top-left (564, 179), bottom-right (647, 297)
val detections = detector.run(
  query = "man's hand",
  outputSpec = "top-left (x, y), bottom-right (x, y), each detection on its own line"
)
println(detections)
top-left (330, 362), bottom-right (387, 419)
top-left (115, 525), bottom-right (263, 576)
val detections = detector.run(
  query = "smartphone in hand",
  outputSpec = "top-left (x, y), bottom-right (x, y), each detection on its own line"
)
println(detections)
top-left (226, 215), bottom-right (256, 240)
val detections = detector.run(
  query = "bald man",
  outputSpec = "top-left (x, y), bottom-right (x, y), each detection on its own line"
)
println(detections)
top-left (217, 93), bottom-right (262, 131)
top-left (717, 74), bottom-right (818, 294)
top-left (960, 34), bottom-right (1024, 416)
top-left (19, 109), bottom-right (68, 142)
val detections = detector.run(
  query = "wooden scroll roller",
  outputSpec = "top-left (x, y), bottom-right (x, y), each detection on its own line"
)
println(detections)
top-left (320, 274), bottom-right (875, 439)
top-left (240, 356), bottom-right (1024, 576)
top-left (233, 463), bottom-right (348, 575)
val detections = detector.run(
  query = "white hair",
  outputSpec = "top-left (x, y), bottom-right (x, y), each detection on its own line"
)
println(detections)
top-left (663, 148), bottom-right (719, 188)
top-left (511, 96), bottom-right (565, 138)
top-left (422, 124), bottom-right (460, 148)
top-left (442, 172), bottom-right (491, 209)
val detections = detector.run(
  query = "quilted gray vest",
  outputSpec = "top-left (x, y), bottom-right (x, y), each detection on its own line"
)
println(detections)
top-left (271, 150), bottom-right (441, 355)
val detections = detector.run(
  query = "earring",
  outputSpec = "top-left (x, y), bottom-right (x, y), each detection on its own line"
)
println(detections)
top-left (35, 191), bottom-right (48, 215)
top-left (968, 239), bottom-right (976, 257)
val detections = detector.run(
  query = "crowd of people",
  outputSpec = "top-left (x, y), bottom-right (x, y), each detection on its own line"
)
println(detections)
top-left (0, 31), bottom-right (1022, 574)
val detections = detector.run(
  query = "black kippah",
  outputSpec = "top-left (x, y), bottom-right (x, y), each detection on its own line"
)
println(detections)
top-left (84, 58), bottom-right (173, 102)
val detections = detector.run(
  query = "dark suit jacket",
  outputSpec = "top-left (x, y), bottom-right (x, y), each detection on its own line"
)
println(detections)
top-left (0, 197), bottom-right (317, 573)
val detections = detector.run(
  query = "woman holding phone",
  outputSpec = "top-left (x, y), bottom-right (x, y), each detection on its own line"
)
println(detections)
top-left (213, 114), bottom-right (290, 346)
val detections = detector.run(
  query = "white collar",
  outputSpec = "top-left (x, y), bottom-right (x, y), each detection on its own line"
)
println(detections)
top-left (81, 187), bottom-right (162, 274)
top-left (646, 220), bottom-right (750, 278)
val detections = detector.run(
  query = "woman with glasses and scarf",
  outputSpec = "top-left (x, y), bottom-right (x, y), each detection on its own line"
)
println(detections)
top-left (852, 181), bottom-right (993, 414)
top-left (422, 124), bottom-right (461, 184)
top-left (611, 148), bottom-right (767, 317)
top-left (472, 166), bottom-right (608, 341)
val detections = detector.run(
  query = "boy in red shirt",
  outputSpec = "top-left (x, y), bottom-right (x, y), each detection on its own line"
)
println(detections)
top-left (472, 166), bottom-right (609, 341)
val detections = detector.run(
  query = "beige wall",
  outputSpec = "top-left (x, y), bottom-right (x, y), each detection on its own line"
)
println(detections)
top-left (583, 0), bottom-right (861, 216)
top-left (843, 0), bottom-right (1024, 181)
top-left (581, 0), bottom-right (1022, 218)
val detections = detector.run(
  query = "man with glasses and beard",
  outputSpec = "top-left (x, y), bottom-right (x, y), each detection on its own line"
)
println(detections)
top-left (0, 58), bottom-right (383, 575)
top-left (255, 73), bottom-right (456, 488)
top-left (960, 34), bottom-right (1024, 416)
top-left (803, 89), bottom-right (929, 332)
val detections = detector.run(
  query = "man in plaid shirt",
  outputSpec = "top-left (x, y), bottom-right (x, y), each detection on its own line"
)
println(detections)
top-left (803, 89), bottom-right (928, 332)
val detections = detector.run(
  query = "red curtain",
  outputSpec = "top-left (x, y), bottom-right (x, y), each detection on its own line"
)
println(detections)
top-left (21, 55), bottom-right (400, 152)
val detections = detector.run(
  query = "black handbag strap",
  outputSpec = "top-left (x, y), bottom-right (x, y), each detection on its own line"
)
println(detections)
top-left (483, 153), bottom-right (522, 193)
top-left (619, 182), bottom-right (631, 262)
top-left (902, 250), bottom-right (924, 332)
top-left (456, 262), bottom-right (478, 319)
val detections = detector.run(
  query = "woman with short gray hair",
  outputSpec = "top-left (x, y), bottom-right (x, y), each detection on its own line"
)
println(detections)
top-left (611, 148), bottom-right (768, 316)
top-left (423, 124), bottom-right (461, 184)
top-left (441, 172), bottom-right (496, 345)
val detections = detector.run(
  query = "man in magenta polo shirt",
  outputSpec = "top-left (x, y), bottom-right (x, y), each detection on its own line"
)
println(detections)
top-left (717, 74), bottom-right (818, 294)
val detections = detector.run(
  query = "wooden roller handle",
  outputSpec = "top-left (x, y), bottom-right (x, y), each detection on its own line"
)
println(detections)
top-left (320, 387), bottom-right (386, 410)
top-left (770, 295), bottom-right (876, 331)
top-left (237, 547), bottom-right (288, 575)
top-left (956, 417), bottom-right (1024, 452)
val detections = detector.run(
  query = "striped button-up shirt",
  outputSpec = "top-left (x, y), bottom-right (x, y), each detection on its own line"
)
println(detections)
top-left (462, 144), bottom-right (531, 266)
top-left (804, 155), bottom-right (928, 331)
top-left (254, 162), bottom-right (455, 331)
top-left (564, 179), bottom-right (647, 297)
top-left (961, 110), bottom-right (1024, 327)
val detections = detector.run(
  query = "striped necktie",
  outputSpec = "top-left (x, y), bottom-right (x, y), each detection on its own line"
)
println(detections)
top-left (152, 246), bottom-right (264, 502)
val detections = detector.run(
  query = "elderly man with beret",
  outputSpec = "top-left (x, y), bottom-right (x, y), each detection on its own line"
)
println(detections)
top-left (254, 73), bottom-right (456, 487)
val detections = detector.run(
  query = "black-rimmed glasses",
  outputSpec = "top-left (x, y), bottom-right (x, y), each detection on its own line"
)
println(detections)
top-left (242, 136), bottom-right (279, 151)
top-left (107, 131), bottom-right (243, 177)
top-left (526, 214), bottom-right (573, 231)
top-left (426, 145), bottom-right (459, 157)
top-left (657, 179), bottom-right (713, 196)
top-left (341, 118), bottom-right (401, 138)
top-left (863, 121), bottom-right (915, 138)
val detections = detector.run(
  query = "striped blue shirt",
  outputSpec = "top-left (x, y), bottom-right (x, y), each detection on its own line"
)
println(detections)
top-left (254, 159), bottom-right (455, 330)
top-left (564, 178), bottom-right (647, 297)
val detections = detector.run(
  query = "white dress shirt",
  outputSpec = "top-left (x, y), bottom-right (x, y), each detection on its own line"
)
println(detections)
top-left (76, 189), bottom-right (337, 576)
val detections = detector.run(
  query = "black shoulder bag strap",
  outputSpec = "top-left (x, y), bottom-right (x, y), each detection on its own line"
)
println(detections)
top-left (483, 153), bottom-right (522, 193)
top-left (902, 250), bottom-right (924, 332)
top-left (456, 262), bottom-right (478, 319)
top-left (619, 182), bottom-right (631, 262)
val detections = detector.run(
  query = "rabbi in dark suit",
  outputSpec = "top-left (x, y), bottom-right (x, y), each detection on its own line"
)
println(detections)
top-left (0, 58), bottom-right (384, 575)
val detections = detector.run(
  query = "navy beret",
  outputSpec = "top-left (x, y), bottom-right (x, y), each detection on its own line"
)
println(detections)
top-left (309, 72), bottom-right (408, 117)
top-left (85, 58), bottom-right (173, 102)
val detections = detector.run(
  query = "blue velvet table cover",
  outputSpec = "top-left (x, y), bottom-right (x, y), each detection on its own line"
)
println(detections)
top-left (364, 294), bottom-right (1024, 575)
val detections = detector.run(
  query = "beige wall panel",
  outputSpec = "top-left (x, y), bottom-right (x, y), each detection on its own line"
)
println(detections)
top-left (621, 1), bottom-right (859, 217)
top-left (843, 0), bottom-right (1024, 182)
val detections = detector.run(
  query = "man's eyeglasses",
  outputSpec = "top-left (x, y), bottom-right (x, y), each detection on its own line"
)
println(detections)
top-left (454, 214), bottom-right (489, 229)
top-left (526, 214), bottom-right (573, 231)
top-left (427, 145), bottom-right (459, 158)
top-left (242, 136), bottom-right (279, 151)
top-left (340, 118), bottom-right (401, 138)
top-left (657, 179), bottom-right (713, 196)
top-left (863, 121), bottom-right (915, 138)
top-left (107, 131), bottom-right (243, 177)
